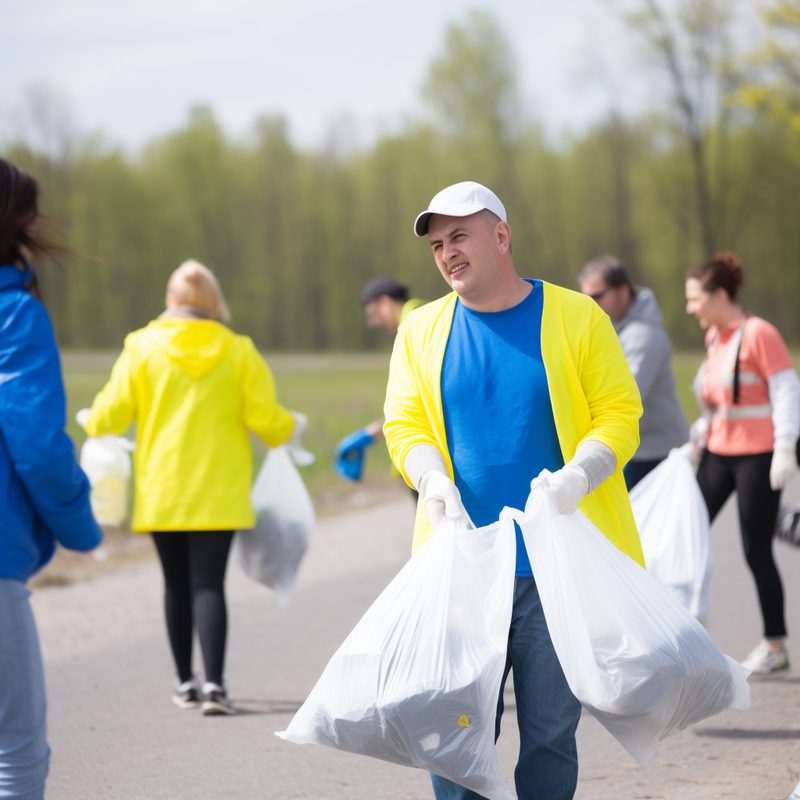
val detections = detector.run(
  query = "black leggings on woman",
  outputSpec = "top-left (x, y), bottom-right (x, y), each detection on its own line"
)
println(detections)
top-left (696, 451), bottom-right (785, 639)
top-left (151, 530), bottom-right (234, 686)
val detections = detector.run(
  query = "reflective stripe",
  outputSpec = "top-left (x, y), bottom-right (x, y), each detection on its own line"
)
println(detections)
top-left (720, 369), bottom-right (763, 388)
top-left (708, 319), bottom-right (745, 377)
top-left (714, 404), bottom-right (772, 421)
top-left (739, 371), bottom-right (763, 386)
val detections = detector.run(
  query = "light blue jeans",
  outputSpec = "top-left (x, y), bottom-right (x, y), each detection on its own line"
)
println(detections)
top-left (0, 579), bottom-right (49, 799)
top-left (431, 576), bottom-right (581, 800)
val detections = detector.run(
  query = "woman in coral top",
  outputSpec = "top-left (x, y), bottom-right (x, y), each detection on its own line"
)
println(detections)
top-left (686, 251), bottom-right (800, 674)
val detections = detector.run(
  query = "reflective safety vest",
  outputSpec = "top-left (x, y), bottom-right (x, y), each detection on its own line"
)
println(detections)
top-left (696, 315), bottom-right (792, 456)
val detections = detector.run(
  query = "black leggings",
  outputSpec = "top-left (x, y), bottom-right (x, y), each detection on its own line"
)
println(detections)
top-left (696, 451), bottom-right (785, 639)
top-left (152, 530), bottom-right (234, 685)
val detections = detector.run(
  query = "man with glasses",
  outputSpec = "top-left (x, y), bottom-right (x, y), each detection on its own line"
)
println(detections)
top-left (579, 256), bottom-right (688, 489)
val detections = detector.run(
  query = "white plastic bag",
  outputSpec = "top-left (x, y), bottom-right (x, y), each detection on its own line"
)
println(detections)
top-left (234, 445), bottom-right (315, 607)
top-left (629, 448), bottom-right (713, 620)
top-left (79, 436), bottom-right (135, 526)
top-left (276, 513), bottom-right (517, 800)
top-left (516, 475), bottom-right (750, 769)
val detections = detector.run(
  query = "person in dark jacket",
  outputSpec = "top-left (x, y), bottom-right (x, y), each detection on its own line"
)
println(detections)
top-left (0, 158), bottom-right (103, 799)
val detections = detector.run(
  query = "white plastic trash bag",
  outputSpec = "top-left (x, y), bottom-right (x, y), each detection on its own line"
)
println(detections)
top-left (79, 435), bottom-right (135, 526)
top-left (516, 475), bottom-right (750, 769)
top-left (276, 513), bottom-right (518, 800)
top-left (629, 448), bottom-right (713, 620)
top-left (234, 445), bottom-right (315, 607)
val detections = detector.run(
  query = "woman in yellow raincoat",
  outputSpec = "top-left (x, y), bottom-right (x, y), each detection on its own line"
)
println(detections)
top-left (83, 260), bottom-right (304, 714)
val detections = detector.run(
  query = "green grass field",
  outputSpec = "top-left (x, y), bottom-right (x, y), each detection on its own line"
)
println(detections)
top-left (63, 353), bottom-right (398, 503)
top-left (49, 347), bottom-right (796, 587)
top-left (63, 346), bottom-right (799, 501)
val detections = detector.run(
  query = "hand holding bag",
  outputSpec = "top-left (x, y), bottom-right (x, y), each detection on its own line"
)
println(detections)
top-left (276, 512), bottom-right (518, 800)
top-left (516, 474), bottom-right (750, 769)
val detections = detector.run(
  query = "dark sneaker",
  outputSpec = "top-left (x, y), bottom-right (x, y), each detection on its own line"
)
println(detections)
top-left (202, 682), bottom-right (235, 715)
top-left (172, 678), bottom-right (201, 709)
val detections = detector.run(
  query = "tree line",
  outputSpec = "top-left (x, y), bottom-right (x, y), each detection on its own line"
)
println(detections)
top-left (4, 1), bottom-right (800, 351)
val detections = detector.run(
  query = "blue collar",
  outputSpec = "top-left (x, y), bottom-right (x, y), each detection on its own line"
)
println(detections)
top-left (0, 264), bottom-right (33, 293)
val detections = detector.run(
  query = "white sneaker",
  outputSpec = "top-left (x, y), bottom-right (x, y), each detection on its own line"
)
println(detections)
top-left (741, 641), bottom-right (789, 674)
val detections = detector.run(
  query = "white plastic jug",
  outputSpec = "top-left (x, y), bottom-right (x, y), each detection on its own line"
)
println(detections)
top-left (79, 435), bottom-right (135, 526)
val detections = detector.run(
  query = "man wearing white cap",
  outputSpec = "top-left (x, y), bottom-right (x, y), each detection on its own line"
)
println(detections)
top-left (384, 181), bottom-right (645, 799)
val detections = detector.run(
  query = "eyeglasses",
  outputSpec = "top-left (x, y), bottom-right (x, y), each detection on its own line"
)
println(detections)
top-left (588, 288), bottom-right (610, 302)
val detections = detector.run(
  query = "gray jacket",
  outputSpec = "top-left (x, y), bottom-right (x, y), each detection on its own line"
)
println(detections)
top-left (614, 289), bottom-right (689, 461)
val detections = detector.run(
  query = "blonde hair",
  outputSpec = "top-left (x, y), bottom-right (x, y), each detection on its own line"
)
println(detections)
top-left (166, 260), bottom-right (230, 322)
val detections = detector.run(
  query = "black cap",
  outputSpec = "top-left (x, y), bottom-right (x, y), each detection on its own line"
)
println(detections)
top-left (360, 276), bottom-right (410, 307)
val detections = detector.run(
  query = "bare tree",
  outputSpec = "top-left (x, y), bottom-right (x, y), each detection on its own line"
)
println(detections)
top-left (584, 40), bottom-right (641, 270)
top-left (624, 0), bottom-right (735, 255)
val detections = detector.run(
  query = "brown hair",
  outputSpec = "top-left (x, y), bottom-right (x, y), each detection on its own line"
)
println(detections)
top-left (166, 260), bottom-right (231, 323)
top-left (0, 158), bottom-right (65, 267)
top-left (579, 254), bottom-right (636, 295)
top-left (687, 251), bottom-right (744, 301)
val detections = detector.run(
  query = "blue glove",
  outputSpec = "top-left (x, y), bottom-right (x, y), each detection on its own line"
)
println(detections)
top-left (335, 428), bottom-right (375, 482)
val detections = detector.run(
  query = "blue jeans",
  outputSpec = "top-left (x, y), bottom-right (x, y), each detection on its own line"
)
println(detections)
top-left (431, 576), bottom-right (581, 800)
top-left (0, 579), bottom-right (49, 800)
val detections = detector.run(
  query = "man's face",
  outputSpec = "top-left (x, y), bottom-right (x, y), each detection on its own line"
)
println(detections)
top-left (363, 296), bottom-right (397, 332)
top-left (427, 211), bottom-right (499, 301)
top-left (580, 273), bottom-right (630, 322)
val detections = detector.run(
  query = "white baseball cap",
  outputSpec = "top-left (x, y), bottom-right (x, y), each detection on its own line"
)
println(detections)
top-left (414, 181), bottom-right (507, 237)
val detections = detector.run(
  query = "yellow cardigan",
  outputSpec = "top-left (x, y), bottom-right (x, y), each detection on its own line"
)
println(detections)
top-left (85, 320), bottom-right (294, 533)
top-left (384, 282), bottom-right (646, 567)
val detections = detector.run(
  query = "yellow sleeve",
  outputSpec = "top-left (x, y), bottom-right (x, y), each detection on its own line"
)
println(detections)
top-left (578, 312), bottom-right (642, 467)
top-left (239, 338), bottom-right (295, 447)
top-left (85, 345), bottom-right (137, 437)
top-left (384, 324), bottom-right (440, 486)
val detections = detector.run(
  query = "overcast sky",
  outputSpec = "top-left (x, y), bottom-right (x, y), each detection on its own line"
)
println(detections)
top-left (3, 0), bottom-right (757, 153)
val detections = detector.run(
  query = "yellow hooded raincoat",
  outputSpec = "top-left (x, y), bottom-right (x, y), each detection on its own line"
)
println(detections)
top-left (85, 319), bottom-right (294, 533)
top-left (384, 282), bottom-right (646, 567)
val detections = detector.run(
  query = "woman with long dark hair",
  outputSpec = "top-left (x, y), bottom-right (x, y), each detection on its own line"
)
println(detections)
top-left (686, 251), bottom-right (800, 674)
top-left (0, 158), bottom-right (103, 797)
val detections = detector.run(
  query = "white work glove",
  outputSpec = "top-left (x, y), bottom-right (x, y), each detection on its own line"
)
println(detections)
top-left (544, 463), bottom-right (590, 515)
top-left (770, 448), bottom-right (799, 491)
top-left (288, 411), bottom-right (315, 466)
top-left (290, 411), bottom-right (308, 440)
top-left (682, 417), bottom-right (709, 474)
top-left (75, 408), bottom-right (92, 430)
top-left (419, 471), bottom-right (465, 528)
top-left (689, 417), bottom-right (709, 446)
top-left (678, 441), bottom-right (703, 473)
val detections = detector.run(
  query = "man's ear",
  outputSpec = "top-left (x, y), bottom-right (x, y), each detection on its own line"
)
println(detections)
top-left (495, 221), bottom-right (511, 255)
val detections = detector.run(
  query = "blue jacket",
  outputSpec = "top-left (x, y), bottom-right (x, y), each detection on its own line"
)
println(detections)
top-left (0, 265), bottom-right (102, 582)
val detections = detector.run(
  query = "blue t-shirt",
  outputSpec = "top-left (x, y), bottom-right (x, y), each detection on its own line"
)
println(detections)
top-left (441, 279), bottom-right (564, 575)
